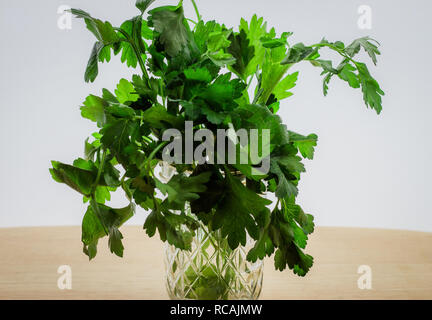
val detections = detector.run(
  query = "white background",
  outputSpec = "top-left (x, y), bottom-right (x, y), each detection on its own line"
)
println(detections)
top-left (0, 0), bottom-right (431, 231)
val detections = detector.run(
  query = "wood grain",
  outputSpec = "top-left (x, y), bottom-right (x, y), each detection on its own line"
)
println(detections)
top-left (0, 226), bottom-right (431, 300)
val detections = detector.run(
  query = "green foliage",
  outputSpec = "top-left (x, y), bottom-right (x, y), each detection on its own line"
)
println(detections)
top-left (227, 29), bottom-right (255, 80)
top-left (156, 172), bottom-right (212, 208)
top-left (82, 202), bottom-right (135, 259)
top-left (148, 3), bottom-right (199, 61)
top-left (210, 171), bottom-right (271, 249)
top-left (50, 161), bottom-right (96, 196)
top-left (136, 0), bottom-right (156, 13)
top-left (282, 38), bottom-right (385, 114)
top-left (51, 0), bottom-right (384, 277)
top-left (289, 132), bottom-right (318, 160)
top-left (239, 15), bottom-right (272, 78)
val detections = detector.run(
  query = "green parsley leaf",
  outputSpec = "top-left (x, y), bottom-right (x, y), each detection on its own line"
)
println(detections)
top-left (272, 72), bottom-right (298, 101)
top-left (156, 172), bottom-right (212, 209)
top-left (82, 201), bottom-right (135, 259)
top-left (85, 42), bottom-right (105, 83)
top-left (345, 36), bottom-right (380, 65)
top-left (148, 4), bottom-right (198, 60)
top-left (115, 79), bottom-right (140, 104)
top-left (337, 62), bottom-right (360, 89)
top-left (227, 29), bottom-right (255, 80)
top-left (50, 161), bottom-right (96, 196)
top-left (80, 94), bottom-right (107, 127)
top-left (211, 172), bottom-right (271, 249)
top-left (281, 43), bottom-right (315, 65)
top-left (289, 132), bottom-right (318, 160)
top-left (141, 104), bottom-right (185, 129)
top-left (193, 20), bottom-right (223, 53)
top-left (270, 159), bottom-right (298, 199)
top-left (357, 62), bottom-right (384, 114)
top-left (184, 67), bottom-right (213, 83)
top-left (258, 45), bottom-right (292, 104)
top-left (135, 0), bottom-right (156, 13)
top-left (70, 9), bottom-right (119, 45)
top-left (239, 15), bottom-right (273, 78)
top-left (144, 206), bottom-right (198, 250)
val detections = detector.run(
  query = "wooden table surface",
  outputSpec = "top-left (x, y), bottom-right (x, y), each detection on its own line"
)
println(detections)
top-left (0, 226), bottom-right (431, 300)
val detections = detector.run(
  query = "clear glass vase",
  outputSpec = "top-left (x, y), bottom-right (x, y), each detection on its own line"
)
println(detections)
top-left (164, 220), bottom-right (264, 300)
top-left (157, 161), bottom-right (264, 300)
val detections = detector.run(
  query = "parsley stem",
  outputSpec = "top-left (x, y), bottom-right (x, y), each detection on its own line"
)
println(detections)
top-left (90, 150), bottom-right (109, 235)
top-left (144, 141), bottom-right (169, 176)
top-left (120, 173), bottom-right (132, 201)
top-left (186, 18), bottom-right (197, 25)
top-left (246, 75), bottom-right (254, 90)
top-left (190, 0), bottom-right (201, 22)
top-left (92, 150), bottom-right (107, 194)
top-left (310, 43), bottom-right (358, 67)
top-left (199, 225), bottom-right (223, 256)
top-left (131, 41), bottom-right (150, 81)
top-left (114, 27), bottom-right (151, 84)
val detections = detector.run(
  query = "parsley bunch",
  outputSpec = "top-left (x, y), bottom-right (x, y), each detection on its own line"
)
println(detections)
top-left (50, 0), bottom-right (383, 276)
